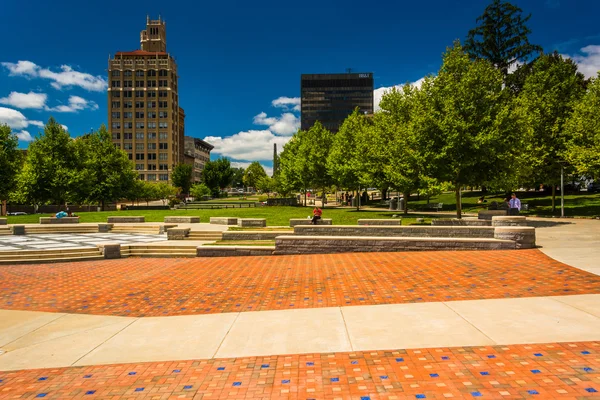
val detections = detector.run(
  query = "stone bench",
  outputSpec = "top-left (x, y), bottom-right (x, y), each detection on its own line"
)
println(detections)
top-left (0, 218), bottom-right (6, 226)
top-left (491, 216), bottom-right (528, 227)
top-left (97, 243), bottom-right (121, 259)
top-left (273, 236), bottom-right (515, 255)
top-left (39, 217), bottom-right (80, 224)
top-left (294, 225), bottom-right (495, 239)
top-left (167, 227), bottom-right (191, 240)
top-left (197, 245), bottom-right (275, 257)
top-left (494, 226), bottom-right (536, 249)
top-left (478, 210), bottom-right (508, 220)
top-left (210, 217), bottom-right (238, 225)
top-left (98, 223), bottom-right (114, 233)
top-left (237, 218), bottom-right (267, 228)
top-left (289, 218), bottom-right (333, 227)
top-left (222, 231), bottom-right (288, 241)
top-left (164, 216), bottom-right (200, 223)
top-left (432, 218), bottom-right (492, 227)
top-left (107, 216), bottom-right (145, 223)
top-left (357, 219), bottom-right (402, 226)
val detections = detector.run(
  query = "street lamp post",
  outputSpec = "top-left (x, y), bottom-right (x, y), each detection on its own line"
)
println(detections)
top-left (561, 165), bottom-right (565, 218)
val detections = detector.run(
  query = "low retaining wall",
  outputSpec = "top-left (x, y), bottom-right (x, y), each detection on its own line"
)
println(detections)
top-left (491, 216), bottom-right (528, 227)
top-left (494, 226), bottom-right (536, 249)
top-left (107, 216), bottom-right (145, 223)
top-left (289, 218), bottom-right (332, 227)
top-left (39, 217), bottom-right (80, 224)
top-left (210, 217), bottom-right (238, 225)
top-left (478, 210), bottom-right (508, 220)
top-left (97, 223), bottom-right (113, 233)
top-left (167, 227), bottom-right (191, 240)
top-left (164, 216), bottom-right (200, 223)
top-left (12, 225), bottom-right (25, 235)
top-left (197, 245), bottom-right (275, 257)
top-left (237, 218), bottom-right (267, 228)
top-left (357, 219), bottom-right (402, 226)
top-left (293, 225), bottom-right (495, 238)
top-left (222, 231), bottom-right (286, 241)
top-left (431, 218), bottom-right (492, 227)
top-left (274, 236), bottom-right (515, 254)
top-left (0, 218), bottom-right (6, 226)
top-left (97, 243), bottom-right (121, 259)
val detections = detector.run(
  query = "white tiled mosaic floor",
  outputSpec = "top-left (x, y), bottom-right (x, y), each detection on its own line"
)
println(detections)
top-left (0, 233), bottom-right (167, 251)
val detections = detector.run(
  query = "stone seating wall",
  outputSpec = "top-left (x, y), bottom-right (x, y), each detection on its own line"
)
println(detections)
top-left (107, 216), bottom-right (145, 223)
top-left (289, 218), bottom-right (332, 227)
top-left (274, 236), bottom-right (516, 255)
top-left (431, 218), bottom-right (492, 227)
top-left (0, 218), bottom-right (6, 226)
top-left (39, 217), bottom-right (80, 224)
top-left (357, 219), bottom-right (402, 226)
top-left (491, 216), bottom-right (528, 227)
top-left (197, 245), bottom-right (275, 257)
top-left (210, 217), bottom-right (238, 225)
top-left (293, 225), bottom-right (496, 239)
top-left (222, 231), bottom-right (285, 241)
top-left (478, 210), bottom-right (508, 220)
top-left (237, 218), bottom-right (267, 228)
top-left (164, 216), bottom-right (200, 223)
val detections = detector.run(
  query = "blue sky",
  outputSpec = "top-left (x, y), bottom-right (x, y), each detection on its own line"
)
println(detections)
top-left (1, 0), bottom-right (599, 173)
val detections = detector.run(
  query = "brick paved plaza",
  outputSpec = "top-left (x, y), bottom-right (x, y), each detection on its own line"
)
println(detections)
top-left (0, 219), bottom-right (599, 399)
top-left (1, 250), bottom-right (598, 317)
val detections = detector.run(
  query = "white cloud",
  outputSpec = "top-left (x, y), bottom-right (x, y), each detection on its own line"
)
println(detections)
top-left (0, 91), bottom-right (47, 109)
top-left (253, 111), bottom-right (299, 135)
top-left (1, 60), bottom-right (107, 92)
top-left (231, 161), bottom-right (273, 177)
top-left (15, 131), bottom-right (33, 142)
top-left (205, 130), bottom-right (291, 162)
top-left (0, 107), bottom-right (43, 130)
top-left (565, 45), bottom-right (600, 79)
top-left (61, 124), bottom-right (68, 131)
top-left (272, 96), bottom-right (301, 112)
top-left (49, 95), bottom-right (98, 113)
top-left (374, 77), bottom-right (426, 111)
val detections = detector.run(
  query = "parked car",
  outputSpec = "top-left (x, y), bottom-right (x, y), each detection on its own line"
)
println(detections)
top-left (587, 182), bottom-right (600, 193)
top-left (7, 212), bottom-right (27, 216)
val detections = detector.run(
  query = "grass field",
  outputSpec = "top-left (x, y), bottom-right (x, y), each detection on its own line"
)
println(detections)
top-left (5, 207), bottom-right (425, 226)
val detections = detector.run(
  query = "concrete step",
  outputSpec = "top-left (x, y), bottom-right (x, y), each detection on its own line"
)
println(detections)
top-left (0, 247), bottom-right (100, 256)
top-left (126, 252), bottom-right (196, 258)
top-left (0, 254), bottom-right (105, 265)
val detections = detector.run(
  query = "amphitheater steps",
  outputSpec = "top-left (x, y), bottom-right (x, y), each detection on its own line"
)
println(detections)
top-left (186, 231), bottom-right (223, 241)
top-left (122, 245), bottom-right (197, 258)
top-left (110, 225), bottom-right (164, 235)
top-left (0, 247), bottom-right (104, 264)
top-left (23, 226), bottom-right (98, 234)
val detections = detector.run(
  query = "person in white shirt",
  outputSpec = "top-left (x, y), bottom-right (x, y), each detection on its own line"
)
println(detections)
top-left (509, 193), bottom-right (521, 215)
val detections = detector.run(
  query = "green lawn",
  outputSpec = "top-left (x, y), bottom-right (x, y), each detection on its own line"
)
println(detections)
top-left (5, 207), bottom-right (427, 226)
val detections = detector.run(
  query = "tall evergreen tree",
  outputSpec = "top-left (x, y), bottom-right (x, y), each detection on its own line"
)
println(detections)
top-left (465, 0), bottom-right (542, 77)
top-left (0, 124), bottom-right (22, 214)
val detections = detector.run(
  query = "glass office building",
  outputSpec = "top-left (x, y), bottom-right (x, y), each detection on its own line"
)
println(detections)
top-left (301, 73), bottom-right (374, 133)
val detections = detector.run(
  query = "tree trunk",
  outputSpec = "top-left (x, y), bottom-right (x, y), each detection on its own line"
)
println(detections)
top-left (403, 192), bottom-right (409, 215)
top-left (101, 200), bottom-right (105, 212)
top-left (552, 185), bottom-right (556, 213)
top-left (356, 187), bottom-right (360, 211)
top-left (455, 185), bottom-right (462, 219)
top-left (304, 188), bottom-right (307, 207)
top-left (1, 200), bottom-right (6, 216)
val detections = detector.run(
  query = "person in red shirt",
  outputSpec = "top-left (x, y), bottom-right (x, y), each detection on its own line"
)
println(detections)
top-left (312, 207), bottom-right (322, 225)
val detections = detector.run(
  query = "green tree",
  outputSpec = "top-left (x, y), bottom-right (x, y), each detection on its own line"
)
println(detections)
top-left (297, 122), bottom-right (334, 206)
top-left (278, 133), bottom-right (309, 203)
top-left (0, 124), bottom-right (22, 215)
top-left (154, 182), bottom-right (178, 205)
top-left (202, 157), bottom-right (234, 196)
top-left (514, 52), bottom-right (586, 211)
top-left (15, 118), bottom-right (87, 207)
top-left (416, 42), bottom-right (516, 218)
top-left (126, 179), bottom-right (146, 205)
top-left (465, 0), bottom-right (542, 77)
top-left (77, 126), bottom-right (137, 210)
top-left (171, 163), bottom-right (193, 196)
top-left (190, 183), bottom-right (211, 200)
top-left (256, 175), bottom-right (273, 197)
top-left (327, 109), bottom-right (364, 193)
top-left (564, 72), bottom-right (600, 177)
top-left (231, 167), bottom-right (245, 188)
top-left (243, 161), bottom-right (268, 189)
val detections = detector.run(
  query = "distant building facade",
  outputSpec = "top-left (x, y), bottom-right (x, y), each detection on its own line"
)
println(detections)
top-left (184, 136), bottom-right (213, 183)
top-left (301, 72), bottom-right (374, 133)
top-left (107, 16), bottom-right (183, 182)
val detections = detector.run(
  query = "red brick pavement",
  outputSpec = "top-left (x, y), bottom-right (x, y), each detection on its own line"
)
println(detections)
top-left (0, 341), bottom-right (598, 399)
top-left (0, 250), bottom-right (598, 317)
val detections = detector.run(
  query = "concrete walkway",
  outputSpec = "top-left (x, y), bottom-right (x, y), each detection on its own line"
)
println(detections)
top-left (533, 217), bottom-right (600, 275)
top-left (1, 294), bottom-right (599, 371)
